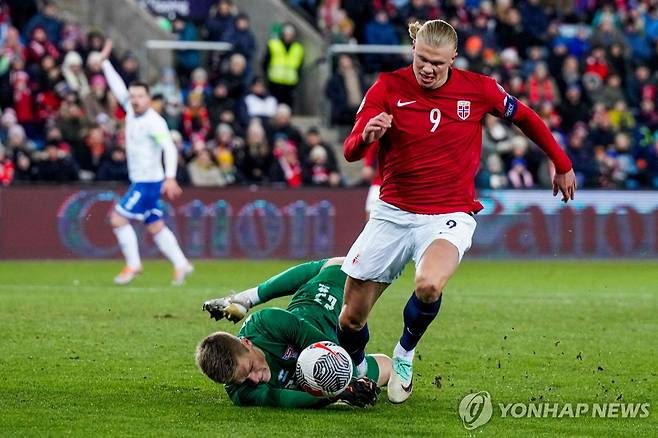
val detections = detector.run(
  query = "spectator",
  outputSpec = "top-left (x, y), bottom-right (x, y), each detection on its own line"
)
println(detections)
top-left (0, 109), bottom-right (18, 145)
top-left (527, 62), bottom-right (560, 107)
top-left (593, 144), bottom-right (617, 188)
top-left (263, 23), bottom-right (304, 107)
top-left (643, 138), bottom-right (658, 188)
top-left (205, 0), bottom-right (235, 42)
top-left (243, 76), bottom-right (278, 123)
top-left (117, 52), bottom-right (139, 85)
top-left (591, 74), bottom-right (626, 109)
top-left (519, 0), bottom-right (549, 43)
top-left (483, 153), bottom-right (508, 189)
top-left (567, 123), bottom-right (597, 187)
top-left (12, 150), bottom-right (34, 182)
top-left (558, 84), bottom-right (590, 133)
top-left (0, 144), bottom-right (14, 186)
top-left (188, 67), bottom-right (211, 98)
top-left (26, 26), bottom-right (59, 69)
top-left (208, 123), bottom-right (241, 154)
top-left (507, 157), bottom-right (534, 188)
top-left (496, 7), bottom-right (530, 55)
top-left (44, 126), bottom-right (70, 152)
top-left (151, 67), bottom-right (184, 129)
top-left (269, 135), bottom-right (302, 187)
top-left (303, 144), bottom-right (341, 187)
top-left (363, 10), bottom-right (399, 72)
top-left (0, 27), bottom-right (26, 77)
top-left (326, 54), bottom-right (365, 126)
top-left (224, 53), bottom-right (248, 100)
top-left (589, 16), bottom-right (629, 54)
top-left (6, 124), bottom-right (34, 161)
top-left (78, 123), bottom-right (105, 175)
top-left (216, 139), bottom-right (239, 185)
top-left (10, 66), bottom-right (36, 130)
top-left (611, 132), bottom-right (638, 188)
top-left (225, 13), bottom-right (257, 71)
top-left (22, 0), bottom-right (63, 46)
top-left (85, 51), bottom-right (104, 77)
top-left (266, 103), bottom-right (302, 147)
top-left (584, 46), bottom-right (609, 82)
top-left (299, 126), bottom-right (338, 174)
top-left (55, 93), bottom-right (87, 148)
top-left (243, 120), bottom-right (271, 183)
top-left (182, 90), bottom-right (210, 141)
top-left (61, 51), bottom-right (90, 97)
top-left (187, 147), bottom-right (226, 187)
top-left (33, 141), bottom-right (78, 182)
top-left (608, 100), bottom-right (635, 133)
top-left (207, 81), bottom-right (236, 127)
top-left (83, 74), bottom-right (111, 120)
top-left (173, 16), bottom-right (201, 87)
top-left (96, 146), bottom-right (129, 182)
top-left (637, 99), bottom-right (658, 132)
top-left (170, 129), bottom-right (191, 185)
top-left (330, 16), bottom-right (357, 45)
top-left (624, 19), bottom-right (652, 62)
top-left (589, 104), bottom-right (615, 147)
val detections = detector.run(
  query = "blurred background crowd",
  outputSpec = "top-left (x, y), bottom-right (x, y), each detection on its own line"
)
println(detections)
top-left (1, 0), bottom-right (658, 190)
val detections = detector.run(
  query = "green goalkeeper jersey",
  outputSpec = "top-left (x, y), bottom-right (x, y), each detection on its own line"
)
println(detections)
top-left (225, 263), bottom-right (379, 408)
top-left (225, 307), bottom-right (330, 408)
top-left (285, 265), bottom-right (347, 342)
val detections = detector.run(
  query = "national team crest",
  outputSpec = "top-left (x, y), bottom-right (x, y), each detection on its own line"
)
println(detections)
top-left (457, 100), bottom-right (471, 120)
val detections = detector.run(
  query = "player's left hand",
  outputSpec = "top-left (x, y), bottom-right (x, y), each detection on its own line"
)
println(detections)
top-left (553, 169), bottom-right (577, 203)
top-left (162, 178), bottom-right (182, 201)
top-left (336, 377), bottom-right (381, 408)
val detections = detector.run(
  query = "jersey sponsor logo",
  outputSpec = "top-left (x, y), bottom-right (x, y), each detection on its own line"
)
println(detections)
top-left (457, 100), bottom-right (471, 120)
top-left (282, 345), bottom-right (299, 360)
top-left (396, 99), bottom-right (416, 107)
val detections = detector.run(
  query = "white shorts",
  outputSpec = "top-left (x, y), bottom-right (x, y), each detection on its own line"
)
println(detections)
top-left (342, 200), bottom-right (477, 283)
top-left (365, 185), bottom-right (380, 213)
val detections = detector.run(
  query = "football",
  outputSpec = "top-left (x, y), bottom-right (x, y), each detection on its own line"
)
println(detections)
top-left (295, 341), bottom-right (353, 398)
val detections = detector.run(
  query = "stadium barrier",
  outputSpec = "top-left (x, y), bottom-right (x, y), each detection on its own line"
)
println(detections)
top-left (1, 187), bottom-right (657, 259)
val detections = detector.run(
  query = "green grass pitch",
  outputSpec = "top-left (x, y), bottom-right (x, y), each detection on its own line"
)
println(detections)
top-left (1, 260), bottom-right (656, 436)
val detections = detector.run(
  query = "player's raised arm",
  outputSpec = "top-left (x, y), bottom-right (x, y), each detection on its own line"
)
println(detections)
top-left (343, 79), bottom-right (392, 162)
top-left (99, 39), bottom-right (129, 110)
top-left (485, 78), bottom-right (577, 202)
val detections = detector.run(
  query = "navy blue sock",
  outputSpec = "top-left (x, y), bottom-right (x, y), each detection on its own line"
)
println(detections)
top-left (337, 323), bottom-right (369, 365)
top-left (399, 292), bottom-right (442, 351)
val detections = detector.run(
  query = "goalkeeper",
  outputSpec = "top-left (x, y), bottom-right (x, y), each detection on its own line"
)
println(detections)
top-left (195, 257), bottom-right (391, 408)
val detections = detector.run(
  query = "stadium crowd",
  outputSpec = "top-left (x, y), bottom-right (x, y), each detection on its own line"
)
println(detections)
top-left (1, 0), bottom-right (658, 190)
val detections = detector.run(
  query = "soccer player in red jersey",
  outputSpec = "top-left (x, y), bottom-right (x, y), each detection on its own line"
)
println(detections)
top-left (337, 20), bottom-right (577, 403)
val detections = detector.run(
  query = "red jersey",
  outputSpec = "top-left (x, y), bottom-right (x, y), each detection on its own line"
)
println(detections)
top-left (344, 66), bottom-right (571, 215)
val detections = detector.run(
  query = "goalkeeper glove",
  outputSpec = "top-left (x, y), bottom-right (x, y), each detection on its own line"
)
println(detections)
top-left (334, 377), bottom-right (380, 408)
top-left (202, 295), bottom-right (251, 323)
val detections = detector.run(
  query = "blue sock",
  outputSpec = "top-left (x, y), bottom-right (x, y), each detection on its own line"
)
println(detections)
top-left (399, 292), bottom-right (442, 351)
top-left (337, 323), bottom-right (369, 365)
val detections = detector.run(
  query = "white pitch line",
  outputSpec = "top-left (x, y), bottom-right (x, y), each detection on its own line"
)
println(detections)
top-left (0, 284), bottom-right (218, 294)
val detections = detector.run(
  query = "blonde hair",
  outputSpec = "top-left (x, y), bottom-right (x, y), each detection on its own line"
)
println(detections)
top-left (195, 332), bottom-right (248, 384)
top-left (408, 20), bottom-right (458, 50)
